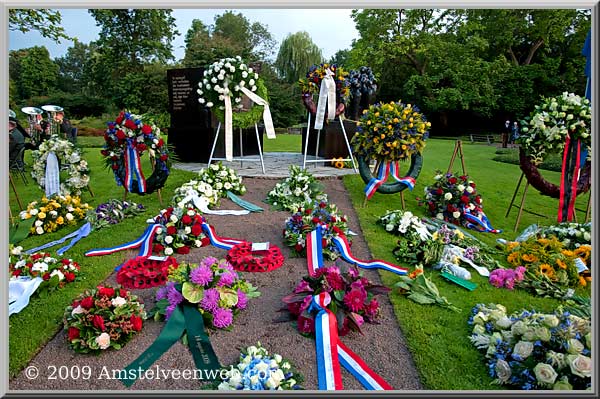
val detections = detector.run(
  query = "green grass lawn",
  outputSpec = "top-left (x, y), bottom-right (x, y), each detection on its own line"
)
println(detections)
top-left (342, 139), bottom-right (591, 390)
top-left (8, 137), bottom-right (591, 388)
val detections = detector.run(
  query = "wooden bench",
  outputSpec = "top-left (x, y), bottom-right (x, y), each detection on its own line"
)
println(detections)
top-left (469, 134), bottom-right (495, 145)
top-left (287, 127), bottom-right (303, 135)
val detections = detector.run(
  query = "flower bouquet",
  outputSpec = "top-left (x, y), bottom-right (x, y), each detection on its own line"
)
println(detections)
top-left (197, 162), bottom-right (246, 199)
top-left (378, 210), bottom-right (431, 265)
top-left (348, 66), bottom-right (377, 97)
top-left (519, 92), bottom-right (591, 165)
top-left (538, 222), bottom-right (591, 250)
top-left (172, 179), bottom-right (220, 209)
top-left (218, 342), bottom-right (303, 390)
top-left (152, 257), bottom-right (260, 330)
top-left (468, 303), bottom-right (591, 390)
top-left (283, 200), bottom-right (351, 261)
top-left (19, 195), bottom-right (91, 236)
top-left (351, 101), bottom-right (430, 162)
top-left (299, 63), bottom-right (350, 116)
top-left (421, 170), bottom-right (483, 226)
top-left (394, 267), bottom-right (461, 312)
top-left (266, 165), bottom-right (327, 212)
top-left (30, 135), bottom-right (90, 196)
top-left (64, 285), bottom-right (146, 354)
top-left (282, 265), bottom-right (389, 336)
top-left (9, 245), bottom-right (80, 294)
top-left (150, 207), bottom-right (210, 256)
top-left (85, 199), bottom-right (145, 230)
top-left (116, 256), bottom-right (179, 289)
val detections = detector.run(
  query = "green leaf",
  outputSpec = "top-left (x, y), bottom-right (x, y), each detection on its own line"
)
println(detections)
top-left (217, 287), bottom-right (238, 307)
top-left (333, 290), bottom-right (345, 302)
top-left (407, 292), bottom-right (436, 305)
top-left (182, 282), bottom-right (204, 304)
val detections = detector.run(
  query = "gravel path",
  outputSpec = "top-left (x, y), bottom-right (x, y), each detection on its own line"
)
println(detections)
top-left (10, 178), bottom-right (422, 391)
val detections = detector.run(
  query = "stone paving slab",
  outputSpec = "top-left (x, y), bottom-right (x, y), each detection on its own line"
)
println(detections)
top-left (173, 152), bottom-right (359, 178)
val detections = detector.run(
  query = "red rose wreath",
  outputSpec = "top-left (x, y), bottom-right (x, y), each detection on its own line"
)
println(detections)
top-left (226, 242), bottom-right (285, 272)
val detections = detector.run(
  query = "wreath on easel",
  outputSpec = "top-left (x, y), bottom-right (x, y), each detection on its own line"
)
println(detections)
top-left (352, 101), bottom-right (430, 198)
top-left (518, 92), bottom-right (592, 198)
top-left (101, 111), bottom-right (170, 195)
top-left (197, 56), bottom-right (268, 129)
top-left (299, 63), bottom-right (350, 117)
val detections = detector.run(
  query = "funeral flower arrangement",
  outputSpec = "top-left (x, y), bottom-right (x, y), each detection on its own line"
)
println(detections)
top-left (30, 135), bottom-right (90, 196)
top-left (9, 245), bottom-right (80, 292)
top-left (150, 207), bottom-right (210, 256)
top-left (102, 111), bottom-right (170, 191)
top-left (197, 162), bottom-right (246, 199)
top-left (226, 242), bottom-right (285, 273)
top-left (298, 63), bottom-right (350, 105)
top-left (393, 267), bottom-right (461, 312)
top-left (502, 236), bottom-right (590, 297)
top-left (266, 165), bottom-right (327, 212)
top-left (218, 342), bottom-right (303, 390)
top-left (348, 66), bottom-right (377, 97)
top-left (421, 171), bottom-right (483, 226)
top-left (351, 101), bottom-right (430, 162)
top-left (116, 256), bottom-right (179, 290)
top-left (19, 195), bottom-right (91, 236)
top-left (519, 92), bottom-right (591, 165)
top-left (283, 200), bottom-right (351, 261)
top-left (283, 265), bottom-right (389, 336)
top-left (538, 222), bottom-right (591, 250)
top-left (468, 303), bottom-right (591, 390)
top-left (153, 257), bottom-right (260, 330)
top-left (85, 199), bottom-right (145, 230)
top-left (64, 285), bottom-right (146, 354)
top-left (172, 180), bottom-right (220, 209)
top-left (378, 210), bottom-right (431, 265)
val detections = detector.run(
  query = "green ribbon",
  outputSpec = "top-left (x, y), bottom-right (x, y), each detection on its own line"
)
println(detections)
top-left (9, 217), bottom-right (35, 244)
top-left (119, 303), bottom-right (220, 388)
top-left (226, 190), bottom-right (263, 212)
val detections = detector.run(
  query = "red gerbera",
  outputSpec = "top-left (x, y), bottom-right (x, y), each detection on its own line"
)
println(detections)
top-left (343, 289), bottom-right (367, 312)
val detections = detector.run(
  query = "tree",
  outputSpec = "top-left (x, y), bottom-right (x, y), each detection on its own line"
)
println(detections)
top-left (328, 49), bottom-right (352, 68)
top-left (260, 63), bottom-right (305, 128)
top-left (183, 12), bottom-right (275, 67)
top-left (55, 40), bottom-right (98, 94)
top-left (10, 46), bottom-right (59, 99)
top-left (274, 31), bottom-right (323, 84)
top-left (9, 9), bottom-right (71, 43)
top-left (89, 9), bottom-right (179, 75)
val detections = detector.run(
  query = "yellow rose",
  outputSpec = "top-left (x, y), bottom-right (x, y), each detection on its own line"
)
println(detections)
top-left (402, 145), bottom-right (407, 150)
top-left (374, 127), bottom-right (378, 131)
top-left (23, 213), bottom-right (31, 219)
top-left (56, 216), bottom-right (64, 225)
top-left (40, 207), bottom-right (47, 213)
top-left (380, 134), bottom-right (385, 140)
top-left (409, 123), bottom-right (414, 128)
top-left (393, 118), bottom-right (399, 123)
top-left (38, 212), bottom-right (47, 219)
top-left (374, 112), bottom-right (380, 117)
top-left (387, 125), bottom-right (393, 130)
top-left (362, 109), bottom-right (368, 115)
top-left (367, 120), bottom-right (371, 125)
top-left (409, 117), bottom-right (414, 122)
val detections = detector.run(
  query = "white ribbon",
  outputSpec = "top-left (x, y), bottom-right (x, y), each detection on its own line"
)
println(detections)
top-left (9, 277), bottom-right (43, 315)
top-left (224, 94), bottom-right (234, 161)
top-left (240, 86), bottom-right (276, 139)
top-left (445, 244), bottom-right (490, 277)
top-left (177, 191), bottom-right (249, 216)
top-left (45, 151), bottom-right (61, 197)
top-left (314, 68), bottom-right (336, 130)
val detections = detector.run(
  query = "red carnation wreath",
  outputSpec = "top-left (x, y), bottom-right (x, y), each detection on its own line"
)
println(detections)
top-left (226, 242), bottom-right (285, 272)
top-left (116, 256), bottom-right (179, 289)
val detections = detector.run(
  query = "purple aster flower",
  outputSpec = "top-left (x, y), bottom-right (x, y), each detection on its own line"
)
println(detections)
top-left (236, 289), bottom-right (248, 310)
top-left (156, 285), bottom-right (168, 301)
top-left (190, 265), bottom-right (213, 286)
top-left (219, 260), bottom-right (234, 272)
top-left (200, 288), bottom-right (220, 312)
top-left (217, 271), bottom-right (236, 287)
top-left (167, 283), bottom-right (183, 307)
top-left (212, 307), bottom-right (233, 328)
top-left (165, 303), bottom-right (177, 320)
top-left (200, 256), bottom-right (219, 269)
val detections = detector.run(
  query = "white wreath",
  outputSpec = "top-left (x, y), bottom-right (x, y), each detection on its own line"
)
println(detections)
top-left (31, 135), bottom-right (90, 196)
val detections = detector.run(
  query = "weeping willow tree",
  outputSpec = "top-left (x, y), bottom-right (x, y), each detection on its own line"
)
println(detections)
top-left (275, 31), bottom-right (323, 84)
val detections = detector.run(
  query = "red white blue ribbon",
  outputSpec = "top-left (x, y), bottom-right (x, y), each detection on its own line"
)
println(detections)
top-left (311, 292), bottom-right (393, 390)
top-left (461, 207), bottom-right (501, 234)
top-left (85, 223), bottom-right (162, 259)
top-left (306, 226), bottom-right (408, 276)
top-left (365, 161), bottom-right (415, 200)
top-left (558, 136), bottom-right (581, 223)
top-left (200, 222), bottom-right (244, 250)
top-left (124, 140), bottom-right (147, 193)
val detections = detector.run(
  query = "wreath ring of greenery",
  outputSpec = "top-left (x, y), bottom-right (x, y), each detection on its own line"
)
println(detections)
top-left (213, 78), bottom-right (269, 129)
top-left (112, 156), bottom-right (170, 195)
top-left (357, 152), bottom-right (423, 195)
top-left (519, 148), bottom-right (591, 198)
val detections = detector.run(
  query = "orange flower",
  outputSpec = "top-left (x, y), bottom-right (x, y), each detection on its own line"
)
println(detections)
top-left (585, 276), bottom-right (592, 282)
top-left (506, 242), bottom-right (519, 251)
top-left (561, 249), bottom-right (575, 257)
top-left (574, 246), bottom-right (591, 262)
top-left (556, 259), bottom-right (567, 270)
top-left (539, 264), bottom-right (555, 279)
top-left (521, 254), bottom-right (538, 263)
top-left (409, 268), bottom-right (423, 279)
top-left (579, 276), bottom-right (587, 287)
top-left (507, 252), bottom-right (520, 265)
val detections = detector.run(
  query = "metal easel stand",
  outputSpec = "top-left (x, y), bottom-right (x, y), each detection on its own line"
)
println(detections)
top-left (302, 113), bottom-right (358, 172)
top-left (122, 155), bottom-right (163, 206)
top-left (208, 121), bottom-right (266, 175)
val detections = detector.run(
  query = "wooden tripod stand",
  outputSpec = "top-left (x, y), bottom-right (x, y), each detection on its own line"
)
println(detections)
top-left (448, 140), bottom-right (467, 176)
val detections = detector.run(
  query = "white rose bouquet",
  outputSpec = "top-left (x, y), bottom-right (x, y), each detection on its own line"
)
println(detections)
top-left (218, 342), bottom-right (303, 390)
top-left (266, 165), bottom-right (327, 212)
top-left (196, 162), bottom-right (246, 199)
top-left (468, 303), bottom-right (591, 390)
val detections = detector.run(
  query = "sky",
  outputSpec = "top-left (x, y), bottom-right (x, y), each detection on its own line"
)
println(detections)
top-left (9, 8), bottom-right (360, 61)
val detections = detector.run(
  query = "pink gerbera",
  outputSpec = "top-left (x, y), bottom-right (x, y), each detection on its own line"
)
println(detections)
top-left (343, 289), bottom-right (367, 312)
